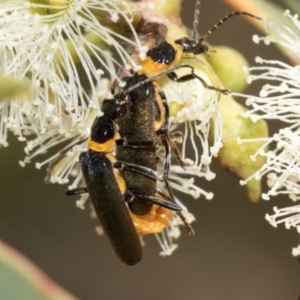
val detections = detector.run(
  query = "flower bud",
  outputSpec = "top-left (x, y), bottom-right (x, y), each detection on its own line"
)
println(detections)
top-left (207, 46), bottom-right (249, 93)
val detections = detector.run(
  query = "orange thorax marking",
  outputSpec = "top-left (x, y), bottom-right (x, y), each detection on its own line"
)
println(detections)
top-left (88, 132), bottom-right (120, 153)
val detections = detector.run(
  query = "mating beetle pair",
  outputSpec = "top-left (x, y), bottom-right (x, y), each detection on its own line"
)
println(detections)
top-left (47, 0), bottom-right (261, 265)
top-left (47, 73), bottom-right (189, 266)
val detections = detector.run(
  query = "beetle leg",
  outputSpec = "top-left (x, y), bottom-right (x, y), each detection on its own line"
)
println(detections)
top-left (157, 101), bottom-right (186, 169)
top-left (125, 191), bottom-right (182, 212)
top-left (160, 182), bottom-right (195, 237)
top-left (167, 66), bottom-right (230, 95)
top-left (66, 187), bottom-right (88, 196)
top-left (114, 161), bottom-right (164, 181)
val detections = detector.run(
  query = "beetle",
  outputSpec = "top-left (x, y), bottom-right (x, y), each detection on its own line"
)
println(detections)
top-left (115, 72), bottom-right (194, 236)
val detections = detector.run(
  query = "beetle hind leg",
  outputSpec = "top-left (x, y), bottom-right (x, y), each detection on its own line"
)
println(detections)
top-left (66, 187), bottom-right (88, 196)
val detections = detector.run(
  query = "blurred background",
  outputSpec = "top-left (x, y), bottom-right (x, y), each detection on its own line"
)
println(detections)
top-left (1, 0), bottom-right (299, 299)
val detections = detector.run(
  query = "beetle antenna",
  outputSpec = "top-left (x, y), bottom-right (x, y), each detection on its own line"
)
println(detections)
top-left (198, 11), bottom-right (262, 42)
top-left (192, 1), bottom-right (201, 41)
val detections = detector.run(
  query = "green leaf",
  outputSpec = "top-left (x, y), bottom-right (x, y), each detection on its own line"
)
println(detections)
top-left (0, 240), bottom-right (77, 300)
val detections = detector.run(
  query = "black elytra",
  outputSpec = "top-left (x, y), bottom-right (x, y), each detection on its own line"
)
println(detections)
top-left (79, 147), bottom-right (142, 266)
top-left (116, 74), bottom-right (157, 216)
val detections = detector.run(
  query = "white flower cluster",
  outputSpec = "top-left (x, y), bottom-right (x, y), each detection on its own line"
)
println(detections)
top-left (237, 11), bottom-right (300, 255)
